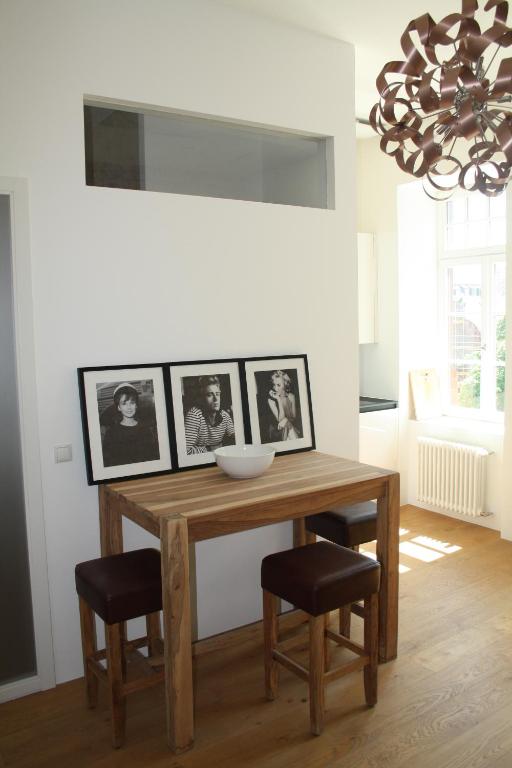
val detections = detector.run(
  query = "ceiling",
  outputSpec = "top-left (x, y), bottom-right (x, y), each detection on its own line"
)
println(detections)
top-left (218, 0), bottom-right (488, 136)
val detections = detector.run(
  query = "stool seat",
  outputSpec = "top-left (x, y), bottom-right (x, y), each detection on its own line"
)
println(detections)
top-left (305, 501), bottom-right (377, 548)
top-left (262, 541), bottom-right (381, 736)
top-left (75, 548), bottom-right (162, 625)
top-left (75, 548), bottom-right (163, 748)
top-left (261, 541), bottom-right (380, 617)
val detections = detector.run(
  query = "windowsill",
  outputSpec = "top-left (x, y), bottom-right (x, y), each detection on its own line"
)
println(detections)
top-left (409, 414), bottom-right (504, 437)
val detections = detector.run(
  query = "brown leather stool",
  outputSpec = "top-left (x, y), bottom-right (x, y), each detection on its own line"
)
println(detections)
top-left (305, 502), bottom-right (377, 636)
top-left (261, 541), bottom-right (380, 735)
top-left (75, 548), bottom-right (163, 748)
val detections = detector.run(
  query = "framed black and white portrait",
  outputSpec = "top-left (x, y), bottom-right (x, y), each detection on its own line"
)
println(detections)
top-left (243, 355), bottom-right (315, 454)
top-left (78, 365), bottom-right (173, 484)
top-left (169, 360), bottom-right (246, 469)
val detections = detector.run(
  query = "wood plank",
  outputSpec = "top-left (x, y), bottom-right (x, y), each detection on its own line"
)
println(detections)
top-left (78, 596), bottom-right (98, 708)
top-left (160, 514), bottom-right (194, 753)
top-left (108, 452), bottom-right (392, 514)
top-left (98, 485), bottom-right (123, 556)
top-left (323, 655), bottom-right (368, 683)
top-left (122, 671), bottom-right (165, 697)
top-left (363, 592), bottom-right (378, 706)
top-left (186, 478), bottom-right (388, 541)
top-left (263, 591), bottom-right (279, 701)
top-left (105, 623), bottom-right (125, 748)
top-left (105, 452), bottom-right (392, 541)
top-left (325, 629), bottom-right (365, 657)
top-left (272, 650), bottom-right (309, 682)
top-left (309, 615), bottom-right (325, 735)
top-left (376, 471), bottom-right (399, 661)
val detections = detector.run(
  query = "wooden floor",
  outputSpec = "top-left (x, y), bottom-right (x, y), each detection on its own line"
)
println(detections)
top-left (2, 505), bottom-right (512, 768)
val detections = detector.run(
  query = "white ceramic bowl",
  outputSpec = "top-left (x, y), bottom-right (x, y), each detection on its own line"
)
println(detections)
top-left (214, 444), bottom-right (275, 479)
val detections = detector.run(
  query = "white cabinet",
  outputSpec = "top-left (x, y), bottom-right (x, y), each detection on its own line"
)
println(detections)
top-left (358, 232), bottom-right (376, 344)
top-left (359, 408), bottom-right (398, 470)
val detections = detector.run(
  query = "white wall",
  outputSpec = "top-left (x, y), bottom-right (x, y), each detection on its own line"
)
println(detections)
top-left (0, 0), bottom-right (357, 686)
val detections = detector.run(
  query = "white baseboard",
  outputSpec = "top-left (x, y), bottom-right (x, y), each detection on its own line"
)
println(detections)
top-left (0, 674), bottom-right (51, 704)
top-left (411, 500), bottom-right (499, 530)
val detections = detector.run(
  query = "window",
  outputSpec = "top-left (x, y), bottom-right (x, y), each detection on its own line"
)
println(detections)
top-left (439, 192), bottom-right (506, 420)
top-left (84, 101), bottom-right (333, 209)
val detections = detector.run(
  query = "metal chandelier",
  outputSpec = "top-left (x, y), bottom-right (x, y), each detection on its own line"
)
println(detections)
top-left (370, 0), bottom-right (512, 199)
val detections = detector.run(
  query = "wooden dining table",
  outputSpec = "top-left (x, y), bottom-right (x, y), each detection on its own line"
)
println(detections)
top-left (98, 450), bottom-right (399, 753)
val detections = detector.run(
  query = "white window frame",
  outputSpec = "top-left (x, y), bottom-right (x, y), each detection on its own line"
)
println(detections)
top-left (438, 199), bottom-right (506, 423)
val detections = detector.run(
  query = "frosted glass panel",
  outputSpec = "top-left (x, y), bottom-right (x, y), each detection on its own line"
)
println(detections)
top-left (84, 103), bottom-right (331, 209)
top-left (0, 195), bottom-right (36, 684)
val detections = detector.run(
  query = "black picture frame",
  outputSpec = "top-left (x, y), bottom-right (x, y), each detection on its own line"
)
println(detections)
top-left (242, 354), bottom-right (315, 455)
top-left (168, 359), bottom-right (247, 470)
top-left (78, 364), bottom-right (173, 484)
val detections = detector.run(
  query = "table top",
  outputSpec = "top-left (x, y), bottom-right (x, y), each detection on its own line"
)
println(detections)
top-left (105, 451), bottom-right (396, 542)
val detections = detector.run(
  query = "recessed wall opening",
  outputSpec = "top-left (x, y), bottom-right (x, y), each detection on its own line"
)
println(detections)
top-left (84, 100), bottom-right (334, 209)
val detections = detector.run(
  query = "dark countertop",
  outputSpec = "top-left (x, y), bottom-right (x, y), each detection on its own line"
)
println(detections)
top-left (360, 397), bottom-right (398, 413)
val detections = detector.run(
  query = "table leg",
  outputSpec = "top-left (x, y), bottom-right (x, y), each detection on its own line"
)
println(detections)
top-left (161, 515), bottom-right (194, 753)
top-left (376, 473), bottom-right (400, 662)
top-left (188, 543), bottom-right (198, 642)
top-left (98, 486), bottom-right (123, 556)
top-left (293, 518), bottom-right (306, 547)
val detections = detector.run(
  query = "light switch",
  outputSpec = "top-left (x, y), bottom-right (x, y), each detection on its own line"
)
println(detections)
top-left (54, 444), bottom-right (72, 463)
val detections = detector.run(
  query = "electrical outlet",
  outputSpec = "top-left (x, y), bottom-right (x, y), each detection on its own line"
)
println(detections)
top-left (54, 444), bottom-right (72, 463)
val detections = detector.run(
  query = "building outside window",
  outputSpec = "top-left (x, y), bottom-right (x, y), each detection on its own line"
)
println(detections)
top-left (439, 192), bottom-right (506, 421)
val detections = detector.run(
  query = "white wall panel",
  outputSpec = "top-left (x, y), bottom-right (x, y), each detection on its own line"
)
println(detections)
top-left (0, 0), bottom-right (357, 685)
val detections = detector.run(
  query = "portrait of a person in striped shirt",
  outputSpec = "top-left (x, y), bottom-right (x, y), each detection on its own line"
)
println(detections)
top-left (184, 375), bottom-right (236, 455)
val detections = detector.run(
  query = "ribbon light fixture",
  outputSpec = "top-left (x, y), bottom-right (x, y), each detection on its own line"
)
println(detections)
top-left (370, 0), bottom-right (512, 199)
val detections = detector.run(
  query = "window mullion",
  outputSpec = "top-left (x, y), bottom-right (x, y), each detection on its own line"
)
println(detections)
top-left (438, 262), bottom-right (450, 412)
top-left (480, 253), bottom-right (491, 415)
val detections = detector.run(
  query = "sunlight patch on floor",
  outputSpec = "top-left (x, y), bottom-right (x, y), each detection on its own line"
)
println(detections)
top-left (399, 540), bottom-right (444, 562)
top-left (360, 547), bottom-right (411, 573)
top-left (359, 528), bottom-right (461, 576)
top-left (411, 535), bottom-right (462, 554)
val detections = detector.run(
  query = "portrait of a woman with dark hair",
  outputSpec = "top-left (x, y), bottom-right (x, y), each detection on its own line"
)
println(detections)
top-left (100, 382), bottom-right (160, 467)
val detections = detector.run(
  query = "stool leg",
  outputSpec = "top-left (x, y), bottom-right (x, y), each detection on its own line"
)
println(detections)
top-left (146, 611), bottom-right (162, 657)
top-left (305, 531), bottom-right (317, 545)
top-left (339, 604), bottom-right (352, 638)
top-left (363, 593), bottom-right (378, 707)
top-left (324, 612), bottom-right (331, 672)
top-left (263, 590), bottom-right (279, 701)
top-left (119, 621), bottom-right (127, 679)
top-left (339, 546), bottom-right (357, 638)
top-left (78, 597), bottom-right (98, 708)
top-left (106, 622), bottom-right (126, 749)
top-left (309, 615), bottom-right (325, 736)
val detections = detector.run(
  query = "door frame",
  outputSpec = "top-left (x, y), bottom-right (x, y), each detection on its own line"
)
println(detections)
top-left (0, 178), bottom-right (55, 702)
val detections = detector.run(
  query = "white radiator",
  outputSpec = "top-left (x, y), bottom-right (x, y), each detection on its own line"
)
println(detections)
top-left (417, 437), bottom-right (490, 517)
